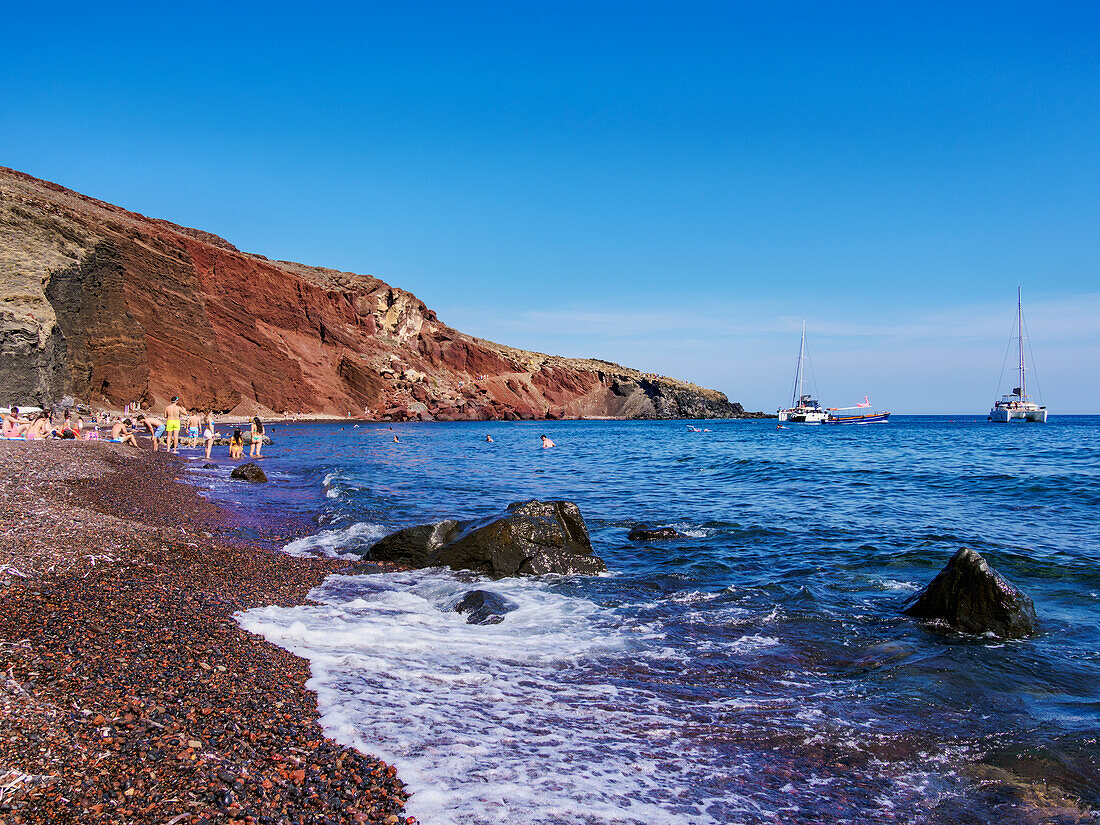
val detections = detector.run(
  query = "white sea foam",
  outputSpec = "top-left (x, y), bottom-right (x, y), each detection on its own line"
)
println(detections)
top-left (281, 522), bottom-right (388, 559)
top-left (237, 569), bottom-right (767, 825)
top-left (322, 471), bottom-right (344, 499)
top-left (873, 579), bottom-right (920, 593)
top-left (238, 568), bottom-right (977, 824)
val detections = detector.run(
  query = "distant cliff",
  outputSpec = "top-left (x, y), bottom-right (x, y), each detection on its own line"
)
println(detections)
top-left (0, 167), bottom-right (746, 420)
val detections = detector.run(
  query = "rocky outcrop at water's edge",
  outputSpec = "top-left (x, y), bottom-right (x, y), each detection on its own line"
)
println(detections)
top-left (355, 500), bottom-right (607, 577)
top-left (902, 547), bottom-right (1037, 638)
top-left (1, 166), bottom-right (748, 419)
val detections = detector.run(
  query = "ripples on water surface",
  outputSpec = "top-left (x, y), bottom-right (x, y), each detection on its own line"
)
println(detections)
top-left (197, 417), bottom-right (1100, 824)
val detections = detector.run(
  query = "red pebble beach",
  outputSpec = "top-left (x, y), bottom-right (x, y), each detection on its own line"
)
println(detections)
top-left (0, 439), bottom-right (414, 825)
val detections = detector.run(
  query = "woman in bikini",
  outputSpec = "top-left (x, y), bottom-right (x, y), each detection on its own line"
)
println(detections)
top-left (250, 417), bottom-right (265, 458)
top-left (230, 428), bottom-right (244, 459)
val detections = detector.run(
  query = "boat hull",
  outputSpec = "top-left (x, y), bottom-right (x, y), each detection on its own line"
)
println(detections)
top-left (778, 409), bottom-right (828, 424)
top-left (825, 411), bottom-right (891, 425)
top-left (989, 405), bottom-right (1047, 423)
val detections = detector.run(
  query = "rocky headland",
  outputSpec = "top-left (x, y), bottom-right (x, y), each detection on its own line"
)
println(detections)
top-left (1, 166), bottom-right (749, 421)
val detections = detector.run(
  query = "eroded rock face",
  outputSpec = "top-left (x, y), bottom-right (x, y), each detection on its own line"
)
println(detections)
top-left (229, 463), bottom-right (268, 483)
top-left (902, 548), bottom-right (1037, 638)
top-left (1, 165), bottom-right (748, 419)
top-left (359, 500), bottom-right (606, 577)
top-left (452, 590), bottom-right (518, 625)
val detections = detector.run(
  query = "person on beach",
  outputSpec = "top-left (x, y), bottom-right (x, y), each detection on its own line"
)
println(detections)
top-left (24, 412), bottom-right (52, 440)
top-left (57, 409), bottom-right (79, 439)
top-left (135, 414), bottom-right (166, 451)
top-left (540, 434), bottom-right (555, 449)
top-left (250, 417), bottom-right (265, 458)
top-left (2, 408), bottom-right (30, 439)
top-left (110, 418), bottom-right (140, 447)
top-left (187, 411), bottom-right (202, 448)
top-left (203, 412), bottom-right (215, 460)
top-left (165, 397), bottom-right (185, 453)
top-left (230, 428), bottom-right (244, 459)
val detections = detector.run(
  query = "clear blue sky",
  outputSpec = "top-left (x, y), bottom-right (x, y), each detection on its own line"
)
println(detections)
top-left (4, 2), bottom-right (1098, 412)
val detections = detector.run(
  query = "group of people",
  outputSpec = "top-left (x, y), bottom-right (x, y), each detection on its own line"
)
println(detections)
top-left (3, 396), bottom-right (267, 462)
top-left (2, 407), bottom-right (88, 440)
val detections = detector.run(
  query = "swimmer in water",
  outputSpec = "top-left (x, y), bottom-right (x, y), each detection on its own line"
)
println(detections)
top-left (393, 435), bottom-right (400, 443)
top-left (540, 434), bottom-right (555, 449)
top-left (486, 434), bottom-right (493, 442)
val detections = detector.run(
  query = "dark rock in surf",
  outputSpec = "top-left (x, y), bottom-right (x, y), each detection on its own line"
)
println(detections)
top-left (628, 525), bottom-right (686, 541)
top-left (901, 547), bottom-right (1037, 638)
top-left (229, 462), bottom-right (268, 483)
top-left (357, 500), bottom-right (606, 577)
top-left (202, 463), bottom-right (217, 469)
top-left (359, 520), bottom-right (462, 569)
top-left (453, 590), bottom-right (518, 625)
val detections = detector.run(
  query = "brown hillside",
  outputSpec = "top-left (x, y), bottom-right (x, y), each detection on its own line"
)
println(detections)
top-left (0, 167), bottom-right (743, 420)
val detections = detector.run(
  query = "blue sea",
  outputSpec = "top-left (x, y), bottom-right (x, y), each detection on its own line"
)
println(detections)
top-left (190, 416), bottom-right (1100, 824)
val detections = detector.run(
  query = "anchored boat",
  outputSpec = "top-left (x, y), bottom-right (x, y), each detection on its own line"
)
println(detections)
top-left (826, 398), bottom-right (891, 425)
top-left (777, 320), bottom-right (828, 424)
top-left (989, 287), bottom-right (1048, 423)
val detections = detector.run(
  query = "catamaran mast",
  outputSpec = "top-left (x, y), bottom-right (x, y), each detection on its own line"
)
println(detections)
top-left (792, 319), bottom-right (806, 408)
top-left (1017, 286), bottom-right (1025, 401)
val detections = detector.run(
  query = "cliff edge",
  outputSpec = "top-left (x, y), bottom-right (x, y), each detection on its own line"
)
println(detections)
top-left (1, 167), bottom-right (745, 420)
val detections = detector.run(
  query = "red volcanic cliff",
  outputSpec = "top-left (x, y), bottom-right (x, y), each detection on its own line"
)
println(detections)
top-left (1, 167), bottom-right (744, 420)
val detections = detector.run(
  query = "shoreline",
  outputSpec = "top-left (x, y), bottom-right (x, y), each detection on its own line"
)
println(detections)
top-left (0, 440), bottom-right (413, 824)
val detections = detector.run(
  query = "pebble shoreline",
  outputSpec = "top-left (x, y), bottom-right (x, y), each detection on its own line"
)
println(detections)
top-left (0, 440), bottom-right (414, 825)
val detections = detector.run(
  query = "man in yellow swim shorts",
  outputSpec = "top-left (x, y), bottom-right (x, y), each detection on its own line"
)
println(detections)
top-left (165, 396), bottom-right (185, 453)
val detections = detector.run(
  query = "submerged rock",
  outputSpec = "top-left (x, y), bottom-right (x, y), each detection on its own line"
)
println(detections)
top-left (453, 590), bottom-right (518, 625)
top-left (358, 500), bottom-right (607, 577)
top-left (229, 462), bottom-right (268, 483)
top-left (628, 525), bottom-right (686, 541)
top-left (902, 547), bottom-right (1037, 638)
top-left (201, 463), bottom-right (217, 469)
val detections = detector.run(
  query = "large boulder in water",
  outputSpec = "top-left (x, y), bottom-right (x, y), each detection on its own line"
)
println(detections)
top-left (902, 548), bottom-right (1037, 638)
top-left (453, 589), bottom-right (518, 625)
top-left (358, 500), bottom-right (606, 577)
top-left (360, 520), bottom-right (461, 568)
top-left (230, 462), bottom-right (268, 483)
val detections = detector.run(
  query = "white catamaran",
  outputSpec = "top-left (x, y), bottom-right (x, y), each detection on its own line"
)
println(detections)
top-left (777, 320), bottom-right (828, 424)
top-left (989, 287), bottom-right (1048, 423)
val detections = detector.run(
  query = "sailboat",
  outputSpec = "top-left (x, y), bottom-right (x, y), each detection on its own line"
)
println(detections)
top-left (777, 320), bottom-right (828, 424)
top-left (989, 287), bottom-right (1048, 423)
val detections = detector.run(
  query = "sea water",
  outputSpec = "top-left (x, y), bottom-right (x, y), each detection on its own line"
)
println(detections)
top-left (191, 417), bottom-right (1100, 824)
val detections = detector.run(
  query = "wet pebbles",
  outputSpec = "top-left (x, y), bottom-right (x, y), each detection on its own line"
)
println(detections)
top-left (0, 440), bottom-right (414, 824)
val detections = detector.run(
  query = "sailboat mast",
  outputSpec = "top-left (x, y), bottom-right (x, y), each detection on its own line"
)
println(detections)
top-left (1017, 286), bottom-right (1025, 401)
top-left (793, 319), bottom-right (806, 408)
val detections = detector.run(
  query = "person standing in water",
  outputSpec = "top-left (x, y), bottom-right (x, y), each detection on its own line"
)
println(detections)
top-left (250, 416), bottom-right (265, 458)
top-left (203, 411), bottom-right (216, 460)
top-left (165, 397), bottom-right (185, 453)
top-left (187, 410), bottom-right (202, 449)
top-left (540, 434), bottom-right (555, 449)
